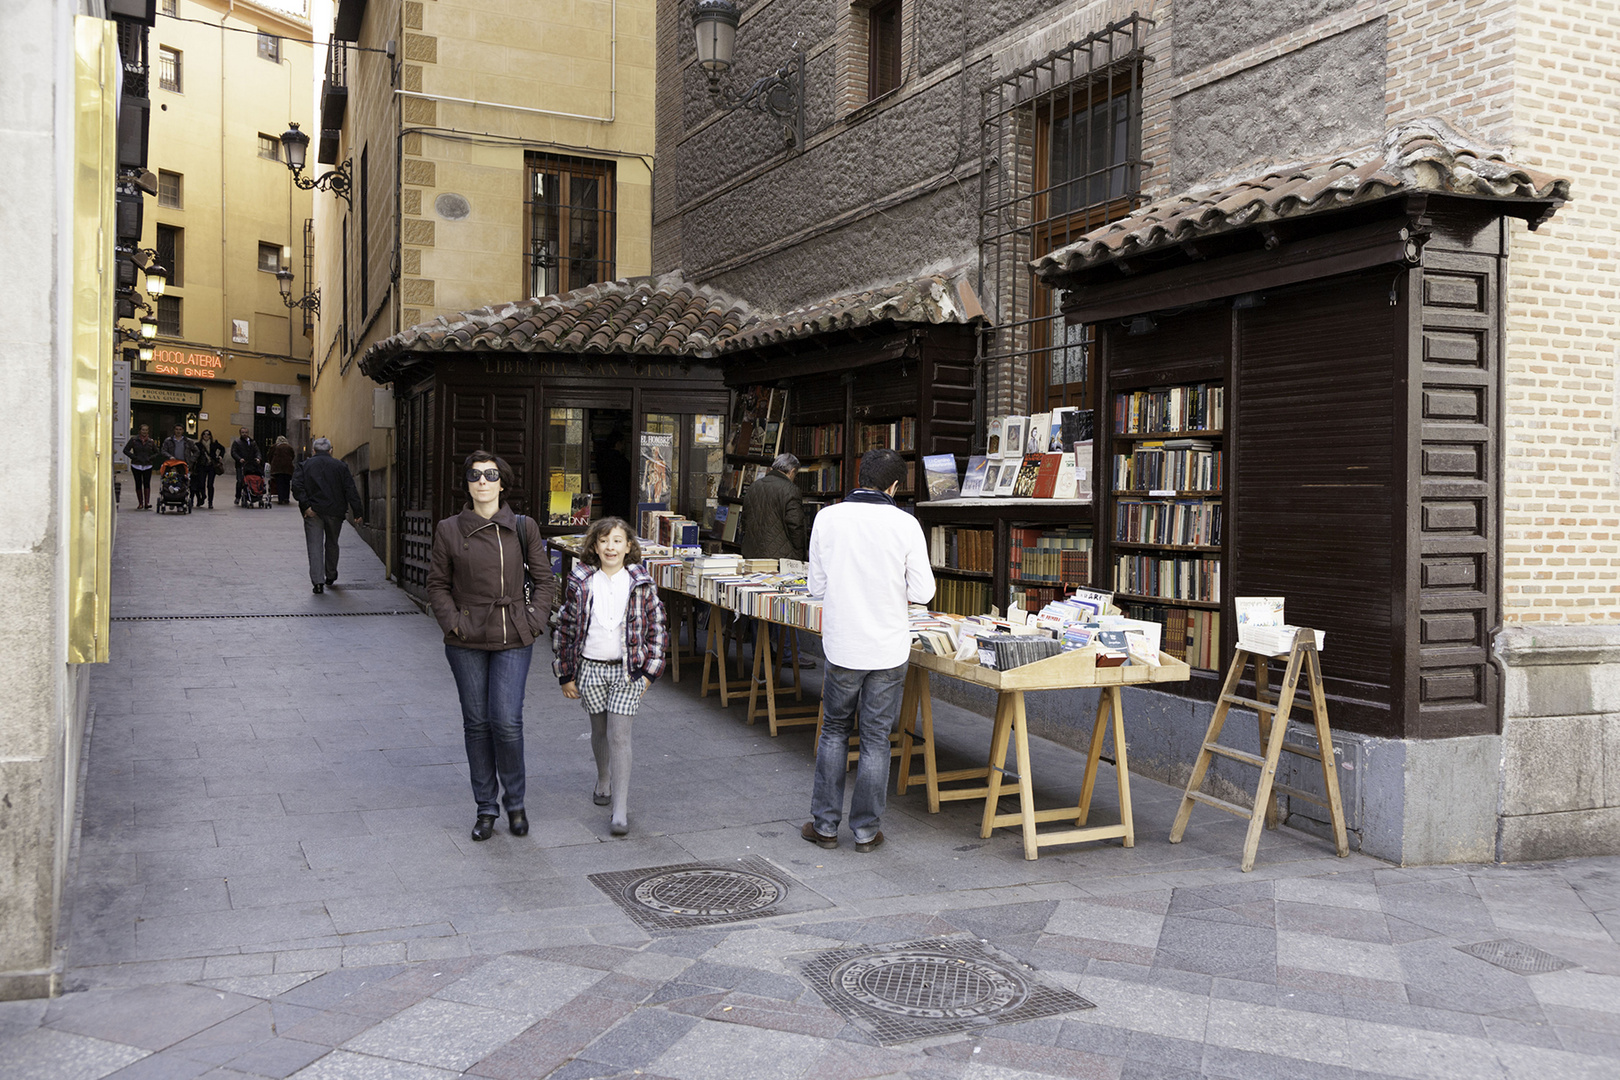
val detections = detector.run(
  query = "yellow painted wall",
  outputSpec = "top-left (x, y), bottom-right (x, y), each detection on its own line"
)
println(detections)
top-left (138, 0), bottom-right (315, 446)
top-left (311, 0), bottom-right (658, 561)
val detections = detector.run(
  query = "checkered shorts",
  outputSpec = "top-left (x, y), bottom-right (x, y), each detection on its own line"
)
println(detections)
top-left (576, 658), bottom-right (646, 717)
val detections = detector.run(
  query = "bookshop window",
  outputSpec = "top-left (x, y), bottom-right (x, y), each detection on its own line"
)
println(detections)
top-left (155, 224), bottom-right (182, 287)
top-left (526, 153), bottom-right (615, 298)
top-left (157, 46), bottom-right (181, 93)
top-left (157, 169), bottom-right (183, 208)
top-left (545, 408), bottom-right (588, 525)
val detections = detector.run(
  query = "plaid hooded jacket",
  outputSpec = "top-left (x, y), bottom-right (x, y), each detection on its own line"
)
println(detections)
top-left (551, 561), bottom-right (669, 685)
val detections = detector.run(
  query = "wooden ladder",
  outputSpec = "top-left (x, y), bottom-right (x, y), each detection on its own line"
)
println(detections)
top-left (1168, 628), bottom-right (1350, 872)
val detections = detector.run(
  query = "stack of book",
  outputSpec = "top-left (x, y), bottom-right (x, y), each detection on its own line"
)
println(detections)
top-left (1114, 384), bottom-right (1223, 434)
top-left (1114, 498), bottom-right (1222, 546)
top-left (1112, 441), bottom-right (1223, 493)
top-left (975, 633), bottom-right (1064, 671)
top-left (1235, 596), bottom-right (1325, 655)
top-left (929, 526), bottom-right (995, 572)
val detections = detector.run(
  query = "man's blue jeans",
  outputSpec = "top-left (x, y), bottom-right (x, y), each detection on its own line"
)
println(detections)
top-left (811, 659), bottom-right (909, 843)
top-left (445, 644), bottom-right (533, 816)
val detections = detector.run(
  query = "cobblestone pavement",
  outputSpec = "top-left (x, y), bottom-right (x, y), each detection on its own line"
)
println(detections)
top-left (1, 503), bottom-right (1616, 1079)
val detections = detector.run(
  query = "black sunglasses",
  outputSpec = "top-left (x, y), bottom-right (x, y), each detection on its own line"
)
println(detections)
top-left (466, 467), bottom-right (502, 483)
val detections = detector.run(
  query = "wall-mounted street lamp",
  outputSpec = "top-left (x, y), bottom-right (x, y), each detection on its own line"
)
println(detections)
top-left (280, 122), bottom-right (352, 204)
top-left (692, 0), bottom-right (804, 149)
top-left (276, 267), bottom-right (321, 317)
top-left (115, 327), bottom-right (155, 363)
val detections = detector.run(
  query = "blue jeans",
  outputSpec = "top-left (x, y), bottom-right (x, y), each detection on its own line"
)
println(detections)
top-left (445, 644), bottom-right (533, 816)
top-left (811, 659), bottom-right (909, 843)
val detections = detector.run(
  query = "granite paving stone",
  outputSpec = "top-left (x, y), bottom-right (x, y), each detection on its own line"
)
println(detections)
top-left (340, 998), bottom-right (538, 1071)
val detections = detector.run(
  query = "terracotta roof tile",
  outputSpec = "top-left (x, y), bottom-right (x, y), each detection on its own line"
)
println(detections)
top-left (1033, 118), bottom-right (1569, 280)
top-left (360, 269), bottom-right (987, 382)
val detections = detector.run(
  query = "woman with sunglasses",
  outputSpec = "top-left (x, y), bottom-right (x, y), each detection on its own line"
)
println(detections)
top-left (427, 451), bottom-right (556, 841)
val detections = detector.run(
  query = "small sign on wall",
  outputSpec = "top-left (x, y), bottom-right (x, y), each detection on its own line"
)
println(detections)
top-left (232, 319), bottom-right (249, 344)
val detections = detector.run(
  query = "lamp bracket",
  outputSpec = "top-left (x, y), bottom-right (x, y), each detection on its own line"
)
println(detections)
top-left (292, 160), bottom-right (353, 205)
top-left (708, 48), bottom-right (805, 149)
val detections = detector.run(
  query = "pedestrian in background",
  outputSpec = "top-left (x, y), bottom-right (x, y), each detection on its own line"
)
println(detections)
top-left (553, 516), bottom-right (668, 837)
top-left (426, 451), bottom-right (555, 842)
top-left (123, 424), bottom-right (161, 510)
top-left (290, 437), bottom-right (365, 594)
top-left (268, 436), bottom-right (296, 505)
top-left (230, 428), bottom-right (259, 506)
top-left (802, 448), bottom-right (934, 854)
top-left (161, 424), bottom-right (195, 467)
top-left (740, 452), bottom-right (807, 562)
top-left (192, 430), bottom-right (225, 509)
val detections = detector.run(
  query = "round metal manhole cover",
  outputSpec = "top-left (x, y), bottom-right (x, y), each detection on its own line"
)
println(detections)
top-left (435, 193), bottom-right (471, 220)
top-left (630, 867), bottom-right (784, 918)
top-left (832, 951), bottom-right (1031, 1020)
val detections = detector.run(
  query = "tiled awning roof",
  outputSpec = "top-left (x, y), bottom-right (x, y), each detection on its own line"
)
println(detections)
top-left (361, 269), bottom-right (986, 382)
top-left (1033, 118), bottom-right (1570, 281)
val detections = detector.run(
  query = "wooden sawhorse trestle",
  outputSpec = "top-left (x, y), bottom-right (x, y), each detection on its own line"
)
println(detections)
top-left (1168, 629), bottom-right (1350, 872)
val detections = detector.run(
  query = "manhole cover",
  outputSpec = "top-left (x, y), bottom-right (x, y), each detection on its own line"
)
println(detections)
top-left (589, 856), bottom-right (830, 933)
top-left (1458, 939), bottom-right (1577, 974)
top-left (796, 936), bottom-right (1094, 1045)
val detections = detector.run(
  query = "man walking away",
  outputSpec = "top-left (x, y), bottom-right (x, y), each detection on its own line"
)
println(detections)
top-left (802, 448), bottom-right (934, 853)
top-left (291, 437), bottom-right (365, 594)
top-left (230, 428), bottom-right (260, 505)
top-left (740, 453), bottom-right (807, 562)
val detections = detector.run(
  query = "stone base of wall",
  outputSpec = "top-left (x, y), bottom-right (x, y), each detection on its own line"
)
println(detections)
top-left (1496, 625), bottom-right (1620, 862)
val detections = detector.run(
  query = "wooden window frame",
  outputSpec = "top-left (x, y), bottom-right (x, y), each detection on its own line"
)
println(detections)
top-left (867, 0), bottom-right (901, 100)
top-left (157, 45), bottom-right (181, 93)
top-left (155, 223), bottom-right (182, 287)
top-left (524, 153), bottom-right (616, 299)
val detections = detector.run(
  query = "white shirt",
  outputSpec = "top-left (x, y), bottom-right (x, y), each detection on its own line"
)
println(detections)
top-left (582, 567), bottom-right (633, 660)
top-left (807, 495), bottom-right (935, 670)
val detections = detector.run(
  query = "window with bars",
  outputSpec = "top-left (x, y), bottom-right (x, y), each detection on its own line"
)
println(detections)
top-left (157, 169), bottom-right (183, 208)
top-left (979, 17), bottom-right (1149, 413)
top-left (156, 46), bottom-right (181, 92)
top-left (257, 133), bottom-right (281, 160)
top-left (868, 1), bottom-right (901, 99)
top-left (155, 224), bottom-right (182, 287)
top-left (258, 242), bottom-right (282, 273)
top-left (156, 296), bottom-right (182, 337)
top-left (161, 0), bottom-right (177, 15)
top-left (526, 153), bottom-right (615, 298)
top-left (257, 32), bottom-right (280, 63)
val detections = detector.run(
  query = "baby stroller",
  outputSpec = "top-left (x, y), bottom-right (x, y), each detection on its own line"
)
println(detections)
top-left (155, 459), bottom-right (192, 514)
top-left (240, 470), bottom-right (271, 509)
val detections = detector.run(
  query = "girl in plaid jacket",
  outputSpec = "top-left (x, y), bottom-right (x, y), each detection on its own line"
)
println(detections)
top-left (553, 516), bottom-right (668, 836)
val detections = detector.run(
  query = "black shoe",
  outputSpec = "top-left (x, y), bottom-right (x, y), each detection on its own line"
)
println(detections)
top-left (325, 576), bottom-right (337, 586)
top-left (801, 821), bottom-right (837, 849)
top-left (593, 789), bottom-right (611, 806)
top-left (508, 809), bottom-right (528, 837)
top-left (313, 584), bottom-right (324, 594)
top-left (854, 831), bottom-right (885, 853)
top-left (471, 814), bottom-right (496, 841)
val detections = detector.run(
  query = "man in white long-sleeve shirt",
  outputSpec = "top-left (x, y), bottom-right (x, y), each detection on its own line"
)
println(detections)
top-left (802, 448), bottom-right (935, 853)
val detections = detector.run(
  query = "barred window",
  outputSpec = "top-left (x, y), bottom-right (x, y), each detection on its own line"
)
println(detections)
top-left (156, 296), bottom-right (182, 338)
top-left (526, 153), bottom-right (615, 298)
top-left (257, 133), bottom-right (281, 160)
top-left (161, 0), bottom-right (177, 15)
top-left (155, 224), bottom-right (183, 287)
top-left (979, 19), bottom-right (1148, 413)
top-left (258, 242), bottom-right (282, 273)
top-left (157, 169), bottom-right (183, 209)
top-left (257, 32), bottom-right (280, 63)
top-left (157, 46), bottom-right (181, 93)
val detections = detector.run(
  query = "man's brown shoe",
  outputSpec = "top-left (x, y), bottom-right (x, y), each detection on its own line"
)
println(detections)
top-left (854, 831), bottom-right (885, 853)
top-left (801, 821), bottom-right (837, 849)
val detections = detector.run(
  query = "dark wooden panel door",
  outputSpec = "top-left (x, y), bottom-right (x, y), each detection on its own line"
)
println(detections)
top-left (438, 383), bottom-right (538, 521)
top-left (1233, 272), bottom-right (1400, 737)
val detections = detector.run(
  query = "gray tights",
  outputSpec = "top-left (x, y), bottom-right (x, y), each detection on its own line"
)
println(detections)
top-left (589, 711), bottom-right (633, 827)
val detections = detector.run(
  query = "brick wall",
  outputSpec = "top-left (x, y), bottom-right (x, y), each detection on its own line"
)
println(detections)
top-left (1500, 0), bottom-right (1620, 623)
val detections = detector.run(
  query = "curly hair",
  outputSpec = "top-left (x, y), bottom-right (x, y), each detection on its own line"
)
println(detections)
top-left (579, 516), bottom-right (643, 567)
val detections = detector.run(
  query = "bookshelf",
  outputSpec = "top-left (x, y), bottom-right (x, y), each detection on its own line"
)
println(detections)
top-left (1106, 380), bottom-right (1226, 669)
top-left (716, 383), bottom-right (791, 544)
top-left (916, 500), bottom-right (1096, 616)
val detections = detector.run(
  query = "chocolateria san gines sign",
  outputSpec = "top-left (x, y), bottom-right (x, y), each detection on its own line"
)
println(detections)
top-left (150, 348), bottom-right (225, 379)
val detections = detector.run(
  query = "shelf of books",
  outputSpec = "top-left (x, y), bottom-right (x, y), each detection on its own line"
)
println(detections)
top-left (1107, 381), bottom-right (1226, 670)
top-left (716, 384), bottom-right (791, 544)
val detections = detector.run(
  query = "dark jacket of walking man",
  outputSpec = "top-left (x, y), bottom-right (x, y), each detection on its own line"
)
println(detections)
top-left (740, 453), bottom-right (807, 561)
top-left (291, 437), bottom-right (364, 594)
top-left (230, 429), bottom-right (260, 504)
top-left (802, 448), bottom-right (934, 854)
top-left (161, 425), bottom-right (196, 467)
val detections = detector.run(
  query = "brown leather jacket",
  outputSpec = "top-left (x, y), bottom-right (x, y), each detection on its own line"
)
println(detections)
top-left (426, 504), bottom-right (556, 650)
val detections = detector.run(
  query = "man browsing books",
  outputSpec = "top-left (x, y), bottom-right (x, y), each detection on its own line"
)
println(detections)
top-left (802, 448), bottom-right (935, 853)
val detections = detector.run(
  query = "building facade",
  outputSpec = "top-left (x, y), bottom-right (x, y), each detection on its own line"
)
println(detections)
top-left (2, 0), bottom-right (126, 999)
top-left (653, 1), bottom-right (1619, 863)
top-left (127, 0), bottom-right (315, 465)
top-left (310, 0), bottom-right (658, 564)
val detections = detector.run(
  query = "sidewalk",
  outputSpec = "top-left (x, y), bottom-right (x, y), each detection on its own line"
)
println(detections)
top-left (0, 502), bottom-right (1616, 1079)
